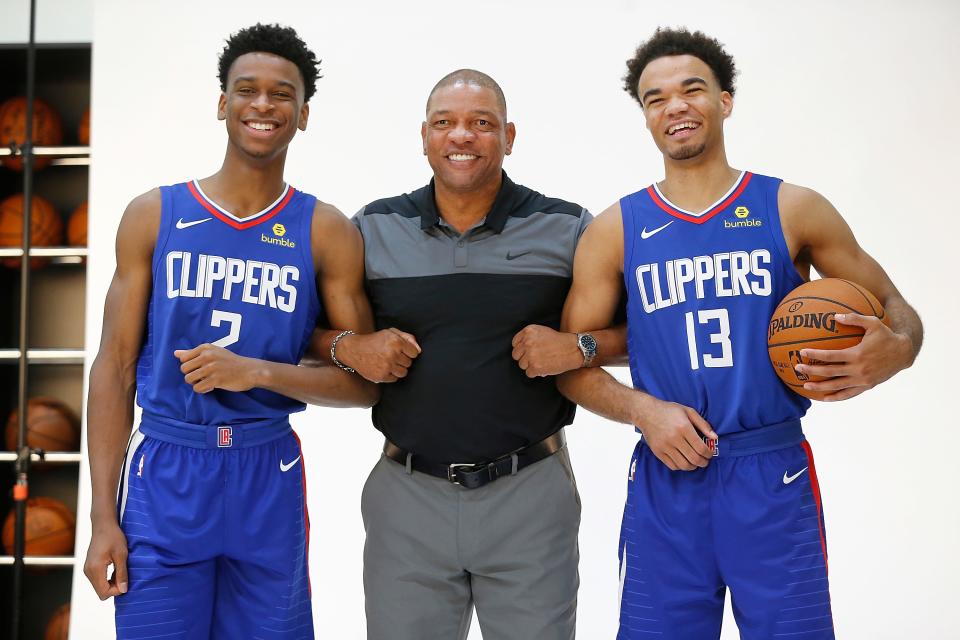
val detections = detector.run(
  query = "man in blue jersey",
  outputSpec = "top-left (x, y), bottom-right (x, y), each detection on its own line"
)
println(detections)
top-left (557, 28), bottom-right (923, 639)
top-left (82, 24), bottom-right (380, 638)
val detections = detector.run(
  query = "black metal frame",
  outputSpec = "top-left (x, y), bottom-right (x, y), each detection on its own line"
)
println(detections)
top-left (11, 1), bottom-right (39, 638)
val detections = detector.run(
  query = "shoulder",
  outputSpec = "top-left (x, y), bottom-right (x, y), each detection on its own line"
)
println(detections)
top-left (510, 182), bottom-right (587, 219)
top-left (777, 181), bottom-right (834, 215)
top-left (310, 199), bottom-right (359, 240)
top-left (359, 186), bottom-right (428, 219)
top-left (118, 188), bottom-right (162, 243)
top-left (584, 201), bottom-right (624, 238)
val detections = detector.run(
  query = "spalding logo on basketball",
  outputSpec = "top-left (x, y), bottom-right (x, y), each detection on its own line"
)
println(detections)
top-left (767, 278), bottom-right (887, 401)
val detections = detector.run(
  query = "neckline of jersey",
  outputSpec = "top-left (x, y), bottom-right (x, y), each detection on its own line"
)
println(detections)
top-left (188, 180), bottom-right (294, 230)
top-left (648, 171), bottom-right (752, 224)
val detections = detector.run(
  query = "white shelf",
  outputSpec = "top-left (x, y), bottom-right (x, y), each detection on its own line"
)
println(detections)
top-left (0, 452), bottom-right (81, 463)
top-left (0, 555), bottom-right (75, 566)
top-left (0, 145), bottom-right (90, 157)
top-left (0, 349), bottom-right (85, 364)
top-left (0, 247), bottom-right (88, 258)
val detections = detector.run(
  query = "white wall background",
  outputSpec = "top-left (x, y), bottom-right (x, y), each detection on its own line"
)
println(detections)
top-left (70, 0), bottom-right (959, 638)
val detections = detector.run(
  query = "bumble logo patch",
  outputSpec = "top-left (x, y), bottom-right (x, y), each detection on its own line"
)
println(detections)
top-left (262, 222), bottom-right (296, 248)
top-left (724, 205), bottom-right (762, 229)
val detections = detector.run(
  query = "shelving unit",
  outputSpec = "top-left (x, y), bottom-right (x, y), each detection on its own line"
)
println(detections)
top-left (0, 34), bottom-right (90, 640)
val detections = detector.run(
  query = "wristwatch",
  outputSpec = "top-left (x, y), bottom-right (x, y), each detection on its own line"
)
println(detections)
top-left (576, 333), bottom-right (598, 368)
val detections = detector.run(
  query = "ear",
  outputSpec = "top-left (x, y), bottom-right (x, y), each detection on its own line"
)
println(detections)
top-left (421, 121), bottom-right (428, 155)
top-left (720, 91), bottom-right (734, 119)
top-left (217, 93), bottom-right (227, 121)
top-left (298, 102), bottom-right (310, 132)
top-left (504, 122), bottom-right (516, 156)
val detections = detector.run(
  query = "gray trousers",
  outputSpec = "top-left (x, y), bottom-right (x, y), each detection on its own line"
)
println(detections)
top-left (361, 444), bottom-right (581, 640)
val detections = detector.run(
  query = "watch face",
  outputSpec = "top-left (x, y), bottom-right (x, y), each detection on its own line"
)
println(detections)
top-left (579, 334), bottom-right (597, 353)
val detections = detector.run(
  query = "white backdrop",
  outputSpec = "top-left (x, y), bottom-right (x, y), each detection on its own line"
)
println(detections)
top-left (70, 0), bottom-right (959, 638)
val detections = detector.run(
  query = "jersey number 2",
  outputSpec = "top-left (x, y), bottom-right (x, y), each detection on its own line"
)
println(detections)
top-left (685, 308), bottom-right (733, 370)
top-left (211, 310), bottom-right (242, 348)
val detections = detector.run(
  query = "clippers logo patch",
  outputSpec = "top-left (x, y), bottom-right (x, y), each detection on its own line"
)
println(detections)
top-left (704, 437), bottom-right (719, 457)
top-left (218, 426), bottom-right (233, 448)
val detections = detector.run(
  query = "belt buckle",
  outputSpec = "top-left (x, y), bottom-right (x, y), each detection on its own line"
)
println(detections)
top-left (703, 435), bottom-right (719, 457)
top-left (447, 462), bottom-right (479, 486)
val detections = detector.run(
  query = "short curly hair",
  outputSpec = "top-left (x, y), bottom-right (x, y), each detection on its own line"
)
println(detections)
top-left (218, 23), bottom-right (321, 103)
top-left (623, 27), bottom-right (737, 106)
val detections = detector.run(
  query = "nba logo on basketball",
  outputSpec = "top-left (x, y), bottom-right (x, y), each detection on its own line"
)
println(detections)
top-left (218, 426), bottom-right (233, 448)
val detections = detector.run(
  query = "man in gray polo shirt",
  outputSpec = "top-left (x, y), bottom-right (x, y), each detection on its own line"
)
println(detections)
top-left (324, 70), bottom-right (624, 639)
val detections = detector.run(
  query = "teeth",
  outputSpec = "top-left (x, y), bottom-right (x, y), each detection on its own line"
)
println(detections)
top-left (668, 122), bottom-right (698, 134)
top-left (448, 154), bottom-right (477, 161)
top-left (248, 122), bottom-right (276, 131)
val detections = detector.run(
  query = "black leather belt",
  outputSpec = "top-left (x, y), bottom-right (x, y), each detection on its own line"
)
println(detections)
top-left (383, 430), bottom-right (566, 490)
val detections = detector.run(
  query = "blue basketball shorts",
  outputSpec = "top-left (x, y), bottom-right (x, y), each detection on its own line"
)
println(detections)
top-left (617, 421), bottom-right (834, 640)
top-left (114, 414), bottom-right (313, 639)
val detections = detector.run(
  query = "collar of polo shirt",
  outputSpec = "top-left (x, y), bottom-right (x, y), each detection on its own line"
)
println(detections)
top-left (413, 170), bottom-right (520, 233)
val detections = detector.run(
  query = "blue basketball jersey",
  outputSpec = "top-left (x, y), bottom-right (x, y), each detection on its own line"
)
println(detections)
top-left (621, 171), bottom-right (810, 435)
top-left (136, 180), bottom-right (321, 425)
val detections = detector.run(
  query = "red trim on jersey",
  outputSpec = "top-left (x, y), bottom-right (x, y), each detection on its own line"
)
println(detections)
top-left (801, 440), bottom-right (829, 575)
top-left (646, 171), bottom-right (754, 224)
top-left (292, 430), bottom-right (312, 597)
top-left (186, 181), bottom-right (294, 230)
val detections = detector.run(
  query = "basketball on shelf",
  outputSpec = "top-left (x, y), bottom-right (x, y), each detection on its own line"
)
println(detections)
top-left (78, 106), bottom-right (90, 145)
top-left (768, 278), bottom-right (887, 401)
top-left (0, 96), bottom-right (64, 171)
top-left (67, 201), bottom-right (87, 246)
top-left (5, 397), bottom-right (81, 452)
top-left (0, 193), bottom-right (64, 268)
top-left (45, 603), bottom-right (70, 640)
top-left (1, 496), bottom-right (76, 556)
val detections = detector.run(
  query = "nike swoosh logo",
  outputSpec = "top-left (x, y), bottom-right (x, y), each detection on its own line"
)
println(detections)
top-left (640, 221), bottom-right (674, 239)
top-left (506, 250), bottom-right (531, 260)
top-left (783, 467), bottom-right (808, 484)
top-left (280, 456), bottom-right (301, 473)
top-left (176, 217), bottom-right (212, 229)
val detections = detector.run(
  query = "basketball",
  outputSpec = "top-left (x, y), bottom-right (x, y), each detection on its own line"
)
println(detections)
top-left (5, 397), bottom-right (81, 452)
top-left (768, 278), bottom-right (887, 400)
top-left (67, 201), bottom-right (87, 246)
top-left (0, 96), bottom-right (64, 170)
top-left (1, 496), bottom-right (76, 556)
top-left (0, 193), bottom-right (64, 268)
top-left (45, 603), bottom-right (70, 640)
top-left (78, 106), bottom-right (90, 145)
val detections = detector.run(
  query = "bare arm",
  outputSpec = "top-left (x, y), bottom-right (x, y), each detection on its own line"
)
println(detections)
top-left (510, 323), bottom-right (628, 378)
top-left (175, 202), bottom-right (380, 406)
top-left (556, 203), bottom-right (716, 471)
top-left (780, 184), bottom-right (923, 400)
top-left (83, 190), bottom-right (159, 599)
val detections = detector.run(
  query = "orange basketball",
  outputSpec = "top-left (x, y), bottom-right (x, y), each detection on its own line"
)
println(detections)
top-left (768, 278), bottom-right (886, 400)
top-left (0, 193), bottom-right (63, 268)
top-left (67, 201), bottom-right (87, 246)
top-left (45, 603), bottom-right (70, 640)
top-left (2, 496), bottom-right (76, 556)
top-left (0, 97), bottom-right (63, 170)
top-left (78, 107), bottom-right (90, 145)
top-left (5, 397), bottom-right (81, 452)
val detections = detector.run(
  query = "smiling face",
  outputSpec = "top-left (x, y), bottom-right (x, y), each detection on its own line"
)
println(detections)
top-left (637, 54), bottom-right (732, 162)
top-left (421, 82), bottom-right (515, 194)
top-left (218, 52), bottom-right (309, 161)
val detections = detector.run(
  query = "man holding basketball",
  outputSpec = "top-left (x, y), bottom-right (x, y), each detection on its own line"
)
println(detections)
top-left (556, 28), bottom-right (923, 639)
top-left (82, 24), bottom-right (380, 638)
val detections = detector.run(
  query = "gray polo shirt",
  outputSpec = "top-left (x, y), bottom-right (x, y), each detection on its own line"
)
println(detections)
top-left (354, 173), bottom-right (591, 462)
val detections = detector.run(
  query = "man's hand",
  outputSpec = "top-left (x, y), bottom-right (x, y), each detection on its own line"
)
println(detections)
top-left (635, 398), bottom-right (718, 471)
top-left (174, 344), bottom-right (257, 393)
top-left (336, 328), bottom-right (421, 383)
top-left (796, 313), bottom-right (915, 401)
top-left (83, 520), bottom-right (128, 600)
top-left (511, 325), bottom-right (582, 378)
